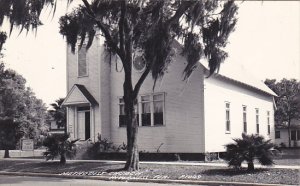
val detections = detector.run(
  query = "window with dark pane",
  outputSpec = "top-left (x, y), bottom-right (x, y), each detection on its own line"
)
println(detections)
top-left (243, 106), bottom-right (247, 133)
top-left (256, 109), bottom-right (259, 134)
top-left (267, 111), bottom-right (270, 135)
top-left (119, 98), bottom-right (126, 127)
top-left (141, 95), bottom-right (151, 126)
top-left (225, 103), bottom-right (230, 132)
top-left (153, 94), bottom-right (164, 126)
top-left (275, 131), bottom-right (280, 139)
top-left (78, 45), bottom-right (87, 77)
top-left (291, 130), bottom-right (296, 140)
top-left (134, 102), bottom-right (139, 125)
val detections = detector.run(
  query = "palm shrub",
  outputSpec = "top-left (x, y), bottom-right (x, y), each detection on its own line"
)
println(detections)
top-left (224, 133), bottom-right (275, 171)
top-left (43, 133), bottom-right (78, 164)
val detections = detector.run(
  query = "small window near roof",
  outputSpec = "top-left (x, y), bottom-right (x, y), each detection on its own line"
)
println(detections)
top-left (78, 45), bottom-right (88, 77)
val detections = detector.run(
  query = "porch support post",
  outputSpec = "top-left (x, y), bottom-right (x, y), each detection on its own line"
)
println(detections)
top-left (90, 105), bottom-right (95, 142)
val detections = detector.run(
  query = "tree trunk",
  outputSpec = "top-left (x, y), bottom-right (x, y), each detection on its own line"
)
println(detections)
top-left (4, 149), bottom-right (10, 158)
top-left (60, 153), bottom-right (66, 164)
top-left (247, 161), bottom-right (254, 171)
top-left (288, 119), bottom-right (291, 148)
top-left (123, 80), bottom-right (139, 171)
top-left (124, 117), bottom-right (139, 171)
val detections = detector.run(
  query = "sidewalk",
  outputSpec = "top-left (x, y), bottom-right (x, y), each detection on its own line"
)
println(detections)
top-left (2, 158), bottom-right (300, 170)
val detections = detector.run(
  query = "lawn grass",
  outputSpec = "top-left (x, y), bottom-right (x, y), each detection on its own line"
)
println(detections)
top-left (0, 159), bottom-right (299, 185)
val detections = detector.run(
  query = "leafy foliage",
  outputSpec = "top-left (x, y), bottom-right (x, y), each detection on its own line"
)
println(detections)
top-left (59, 0), bottom-right (238, 81)
top-left (49, 98), bottom-right (66, 129)
top-left (224, 133), bottom-right (275, 171)
top-left (265, 79), bottom-right (300, 147)
top-left (0, 63), bottom-right (48, 147)
top-left (0, 0), bottom-right (72, 34)
top-left (265, 79), bottom-right (300, 125)
top-left (87, 134), bottom-right (127, 158)
top-left (43, 133), bottom-right (78, 164)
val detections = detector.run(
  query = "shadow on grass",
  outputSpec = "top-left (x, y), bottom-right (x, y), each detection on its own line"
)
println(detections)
top-left (0, 160), bottom-right (125, 173)
top-left (202, 168), bottom-right (269, 176)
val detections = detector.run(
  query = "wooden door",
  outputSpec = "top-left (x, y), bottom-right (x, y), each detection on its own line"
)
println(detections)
top-left (77, 112), bottom-right (85, 140)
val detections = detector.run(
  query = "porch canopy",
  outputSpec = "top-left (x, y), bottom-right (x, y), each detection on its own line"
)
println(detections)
top-left (62, 84), bottom-right (98, 107)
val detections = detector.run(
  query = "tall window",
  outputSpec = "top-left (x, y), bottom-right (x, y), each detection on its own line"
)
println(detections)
top-left (267, 111), bottom-right (270, 135)
top-left (119, 98), bottom-right (126, 127)
top-left (141, 95), bottom-right (151, 126)
top-left (275, 131), bottom-right (280, 139)
top-left (256, 109), bottom-right (259, 134)
top-left (291, 130), bottom-right (296, 140)
top-left (118, 98), bottom-right (139, 127)
top-left (291, 130), bottom-right (300, 141)
top-left (78, 45), bottom-right (88, 77)
top-left (119, 93), bottom-right (165, 127)
top-left (153, 94), bottom-right (164, 126)
top-left (225, 102), bottom-right (230, 133)
top-left (141, 93), bottom-right (165, 126)
top-left (243, 106), bottom-right (247, 133)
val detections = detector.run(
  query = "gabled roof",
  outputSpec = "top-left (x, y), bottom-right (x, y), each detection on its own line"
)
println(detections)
top-left (172, 39), bottom-right (277, 97)
top-left (62, 84), bottom-right (98, 106)
top-left (200, 61), bottom-right (277, 97)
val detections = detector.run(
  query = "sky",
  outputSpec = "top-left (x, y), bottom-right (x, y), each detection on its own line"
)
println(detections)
top-left (1, 1), bottom-right (299, 107)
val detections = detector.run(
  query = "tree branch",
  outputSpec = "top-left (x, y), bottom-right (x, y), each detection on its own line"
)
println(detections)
top-left (165, 1), bottom-right (194, 27)
top-left (133, 66), bottom-right (151, 98)
top-left (119, 1), bottom-right (126, 59)
top-left (81, 0), bottom-right (124, 60)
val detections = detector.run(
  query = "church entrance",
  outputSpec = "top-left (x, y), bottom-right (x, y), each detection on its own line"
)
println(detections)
top-left (77, 106), bottom-right (90, 140)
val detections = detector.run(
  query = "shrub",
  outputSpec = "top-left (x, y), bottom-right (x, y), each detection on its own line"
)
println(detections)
top-left (280, 142), bottom-right (287, 148)
top-left (43, 133), bottom-right (78, 164)
top-left (87, 134), bottom-right (127, 158)
top-left (205, 152), bottom-right (219, 161)
top-left (224, 133), bottom-right (275, 171)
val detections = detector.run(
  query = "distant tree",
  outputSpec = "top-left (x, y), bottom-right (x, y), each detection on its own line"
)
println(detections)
top-left (0, 0), bottom-right (238, 171)
top-left (49, 98), bottom-right (66, 133)
top-left (0, 64), bottom-right (48, 156)
top-left (224, 133), bottom-right (275, 171)
top-left (265, 79), bottom-right (300, 147)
